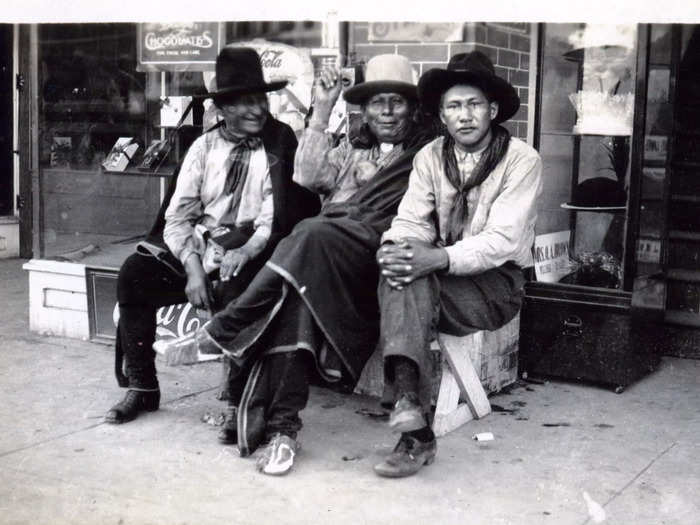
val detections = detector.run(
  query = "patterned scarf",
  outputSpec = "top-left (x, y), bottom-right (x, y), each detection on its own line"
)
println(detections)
top-left (219, 125), bottom-right (263, 221)
top-left (442, 124), bottom-right (510, 244)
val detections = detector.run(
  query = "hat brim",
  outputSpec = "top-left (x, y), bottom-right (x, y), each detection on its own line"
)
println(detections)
top-left (343, 81), bottom-right (417, 105)
top-left (195, 80), bottom-right (288, 100)
top-left (418, 69), bottom-right (520, 123)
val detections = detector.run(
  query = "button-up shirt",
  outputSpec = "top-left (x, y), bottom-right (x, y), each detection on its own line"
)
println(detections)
top-left (382, 136), bottom-right (543, 275)
top-left (163, 127), bottom-right (273, 265)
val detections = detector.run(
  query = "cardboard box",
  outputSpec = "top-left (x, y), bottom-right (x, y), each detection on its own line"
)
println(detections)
top-left (102, 137), bottom-right (139, 172)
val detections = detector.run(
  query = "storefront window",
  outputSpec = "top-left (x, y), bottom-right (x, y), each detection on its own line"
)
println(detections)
top-left (36, 22), bottom-right (325, 259)
top-left (535, 24), bottom-right (638, 291)
top-left (38, 23), bottom-right (159, 257)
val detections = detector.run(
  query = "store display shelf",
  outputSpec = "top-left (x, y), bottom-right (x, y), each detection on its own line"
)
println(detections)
top-left (101, 166), bottom-right (176, 178)
top-left (669, 230), bottom-right (700, 241)
top-left (43, 100), bottom-right (144, 116)
top-left (560, 204), bottom-right (626, 213)
top-left (672, 160), bottom-right (700, 169)
top-left (664, 310), bottom-right (700, 328)
top-left (540, 130), bottom-right (632, 137)
top-left (670, 194), bottom-right (700, 203)
top-left (667, 269), bottom-right (700, 283)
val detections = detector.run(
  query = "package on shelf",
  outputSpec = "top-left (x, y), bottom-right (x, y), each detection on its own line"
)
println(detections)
top-left (102, 137), bottom-right (139, 172)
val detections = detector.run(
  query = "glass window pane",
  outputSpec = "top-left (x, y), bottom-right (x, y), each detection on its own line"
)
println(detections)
top-left (535, 24), bottom-right (637, 290)
top-left (38, 23), bottom-right (159, 257)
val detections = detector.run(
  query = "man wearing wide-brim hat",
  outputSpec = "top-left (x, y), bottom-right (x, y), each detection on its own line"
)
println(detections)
top-left (105, 46), bottom-right (319, 425)
top-left (375, 51), bottom-right (543, 477)
top-left (157, 54), bottom-right (437, 475)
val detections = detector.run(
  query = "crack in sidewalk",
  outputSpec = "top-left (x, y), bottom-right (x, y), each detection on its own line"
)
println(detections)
top-left (0, 386), bottom-right (218, 459)
top-left (580, 441), bottom-right (678, 524)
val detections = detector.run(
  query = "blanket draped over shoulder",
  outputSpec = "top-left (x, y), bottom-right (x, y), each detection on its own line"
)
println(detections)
top-left (225, 128), bottom-right (435, 382)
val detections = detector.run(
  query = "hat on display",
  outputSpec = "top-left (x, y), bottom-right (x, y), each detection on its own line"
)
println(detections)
top-left (417, 51), bottom-right (520, 123)
top-left (560, 177), bottom-right (627, 210)
top-left (343, 54), bottom-right (417, 105)
top-left (197, 46), bottom-right (287, 100)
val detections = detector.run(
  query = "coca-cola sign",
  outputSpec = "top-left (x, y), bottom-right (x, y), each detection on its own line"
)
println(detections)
top-left (138, 22), bottom-right (223, 72)
top-left (155, 302), bottom-right (208, 340)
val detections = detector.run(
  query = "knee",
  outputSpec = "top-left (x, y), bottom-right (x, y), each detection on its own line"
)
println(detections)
top-left (288, 218), bottom-right (336, 246)
top-left (117, 253), bottom-right (150, 305)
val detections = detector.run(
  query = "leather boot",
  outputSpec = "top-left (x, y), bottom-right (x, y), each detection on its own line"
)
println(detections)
top-left (105, 389), bottom-right (160, 424)
top-left (374, 434), bottom-right (437, 478)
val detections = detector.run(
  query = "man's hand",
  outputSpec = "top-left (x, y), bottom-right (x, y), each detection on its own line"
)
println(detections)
top-left (183, 254), bottom-right (214, 312)
top-left (220, 247), bottom-right (252, 282)
top-left (376, 239), bottom-right (449, 290)
top-left (310, 66), bottom-right (343, 125)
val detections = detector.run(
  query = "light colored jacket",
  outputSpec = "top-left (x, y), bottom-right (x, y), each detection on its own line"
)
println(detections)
top-left (382, 136), bottom-right (543, 275)
top-left (163, 128), bottom-right (273, 265)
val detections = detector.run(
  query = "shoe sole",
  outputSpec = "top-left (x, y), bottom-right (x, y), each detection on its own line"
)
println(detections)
top-left (373, 454), bottom-right (436, 478)
top-left (104, 405), bottom-right (158, 425)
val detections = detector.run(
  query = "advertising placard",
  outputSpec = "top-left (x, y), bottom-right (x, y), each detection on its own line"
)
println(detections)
top-left (137, 22), bottom-right (224, 72)
top-left (533, 230), bottom-right (572, 283)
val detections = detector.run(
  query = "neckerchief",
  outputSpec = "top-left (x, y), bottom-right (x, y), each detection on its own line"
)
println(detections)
top-left (219, 125), bottom-right (263, 222)
top-left (442, 124), bottom-right (510, 244)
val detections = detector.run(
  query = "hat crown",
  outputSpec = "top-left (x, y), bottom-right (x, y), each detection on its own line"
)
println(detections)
top-left (215, 47), bottom-right (267, 93)
top-left (446, 51), bottom-right (496, 78)
top-left (363, 54), bottom-right (415, 85)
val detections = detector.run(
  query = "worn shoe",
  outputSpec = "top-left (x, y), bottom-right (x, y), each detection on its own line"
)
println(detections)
top-left (157, 327), bottom-right (223, 366)
top-left (388, 393), bottom-right (427, 433)
top-left (105, 389), bottom-right (160, 424)
top-left (374, 434), bottom-right (437, 478)
top-left (256, 433), bottom-right (298, 476)
top-left (217, 405), bottom-right (238, 445)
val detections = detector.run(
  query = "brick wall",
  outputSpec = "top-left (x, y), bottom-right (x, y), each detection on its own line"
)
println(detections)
top-left (349, 22), bottom-right (532, 140)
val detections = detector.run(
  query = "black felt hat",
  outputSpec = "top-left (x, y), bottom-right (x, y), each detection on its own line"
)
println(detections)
top-left (418, 51), bottom-right (520, 123)
top-left (561, 177), bottom-right (627, 210)
top-left (197, 46), bottom-right (287, 100)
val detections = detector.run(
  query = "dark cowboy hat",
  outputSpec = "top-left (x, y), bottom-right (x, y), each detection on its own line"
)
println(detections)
top-left (560, 177), bottom-right (627, 211)
top-left (344, 54), bottom-right (417, 105)
top-left (418, 51), bottom-right (520, 123)
top-left (196, 46), bottom-right (287, 100)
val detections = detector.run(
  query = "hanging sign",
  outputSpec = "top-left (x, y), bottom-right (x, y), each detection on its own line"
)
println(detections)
top-left (137, 22), bottom-right (224, 72)
top-left (368, 22), bottom-right (463, 42)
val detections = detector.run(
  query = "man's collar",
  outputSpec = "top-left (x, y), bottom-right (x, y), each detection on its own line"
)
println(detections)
top-left (453, 143), bottom-right (487, 163)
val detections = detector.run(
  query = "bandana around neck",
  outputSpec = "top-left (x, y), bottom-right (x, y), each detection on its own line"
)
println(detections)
top-left (442, 124), bottom-right (511, 244)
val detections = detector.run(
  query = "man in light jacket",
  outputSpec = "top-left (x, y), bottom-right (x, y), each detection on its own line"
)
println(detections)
top-left (374, 51), bottom-right (543, 478)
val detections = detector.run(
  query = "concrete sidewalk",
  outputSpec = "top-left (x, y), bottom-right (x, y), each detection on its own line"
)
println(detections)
top-left (1, 258), bottom-right (698, 525)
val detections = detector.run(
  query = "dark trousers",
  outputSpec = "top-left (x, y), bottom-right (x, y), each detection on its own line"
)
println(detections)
top-left (206, 266), bottom-right (312, 437)
top-left (116, 252), bottom-right (264, 389)
top-left (378, 263), bottom-right (525, 411)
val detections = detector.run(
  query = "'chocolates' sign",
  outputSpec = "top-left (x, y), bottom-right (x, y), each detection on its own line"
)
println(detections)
top-left (138, 22), bottom-right (223, 72)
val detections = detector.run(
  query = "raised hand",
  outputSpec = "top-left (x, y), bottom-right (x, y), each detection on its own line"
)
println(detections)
top-left (311, 65), bottom-right (344, 124)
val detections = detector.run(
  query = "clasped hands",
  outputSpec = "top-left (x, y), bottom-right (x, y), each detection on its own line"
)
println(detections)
top-left (376, 238), bottom-right (449, 290)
